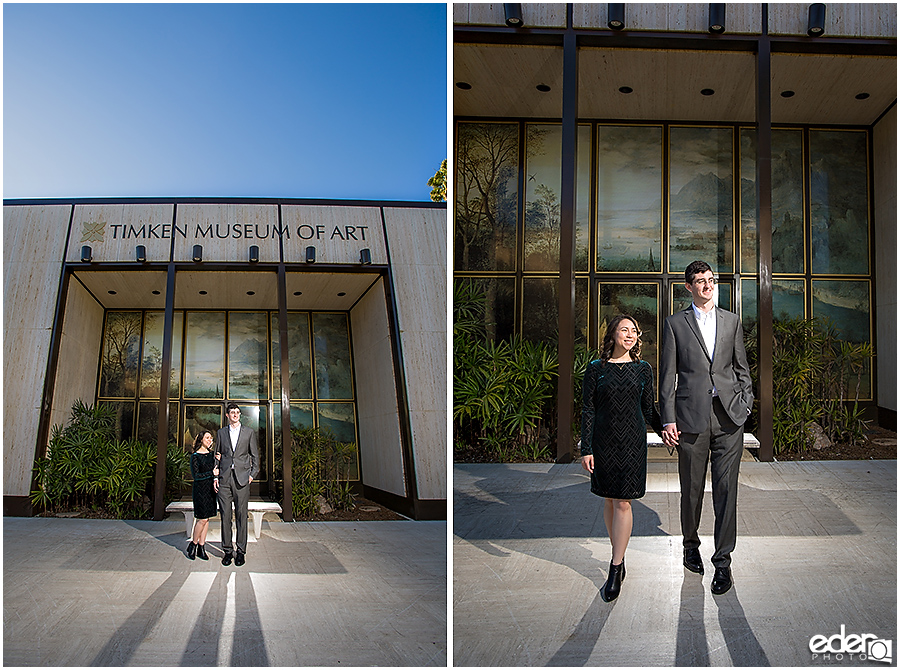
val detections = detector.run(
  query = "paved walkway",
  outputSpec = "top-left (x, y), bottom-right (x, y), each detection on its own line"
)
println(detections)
top-left (4, 517), bottom-right (446, 666)
top-left (454, 461), bottom-right (897, 667)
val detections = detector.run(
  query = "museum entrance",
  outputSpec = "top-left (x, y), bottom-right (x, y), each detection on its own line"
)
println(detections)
top-left (96, 308), bottom-right (360, 498)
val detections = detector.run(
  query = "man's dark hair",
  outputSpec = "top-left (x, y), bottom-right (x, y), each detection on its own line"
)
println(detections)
top-left (226, 402), bottom-right (240, 413)
top-left (685, 260), bottom-right (713, 284)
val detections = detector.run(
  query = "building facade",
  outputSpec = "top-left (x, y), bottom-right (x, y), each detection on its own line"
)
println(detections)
top-left (454, 3), bottom-right (896, 459)
top-left (4, 198), bottom-right (447, 520)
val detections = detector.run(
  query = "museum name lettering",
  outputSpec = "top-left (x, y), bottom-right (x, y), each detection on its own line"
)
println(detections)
top-left (108, 223), bottom-right (369, 241)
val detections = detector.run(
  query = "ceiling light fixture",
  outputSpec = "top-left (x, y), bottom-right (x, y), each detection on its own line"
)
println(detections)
top-left (708, 3), bottom-right (725, 33)
top-left (504, 3), bottom-right (523, 27)
top-left (807, 3), bottom-right (826, 36)
top-left (608, 3), bottom-right (625, 30)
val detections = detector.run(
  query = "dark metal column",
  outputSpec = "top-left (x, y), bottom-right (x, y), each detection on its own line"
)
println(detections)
top-left (153, 262), bottom-right (176, 520)
top-left (277, 264), bottom-right (293, 521)
top-left (556, 3), bottom-right (578, 462)
top-left (756, 6), bottom-right (774, 462)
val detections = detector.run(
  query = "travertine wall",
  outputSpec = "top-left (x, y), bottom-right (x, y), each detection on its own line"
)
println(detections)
top-left (350, 278), bottom-right (407, 497)
top-left (49, 280), bottom-right (104, 431)
top-left (454, 3), bottom-right (896, 38)
top-left (68, 204), bottom-right (175, 263)
top-left (382, 208), bottom-right (447, 500)
top-left (174, 204), bottom-right (280, 263)
top-left (874, 105), bottom-right (896, 413)
top-left (281, 206), bottom-right (388, 265)
top-left (4, 204), bottom-right (71, 496)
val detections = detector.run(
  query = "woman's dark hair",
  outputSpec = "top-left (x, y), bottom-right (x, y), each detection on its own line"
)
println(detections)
top-left (685, 260), bottom-right (713, 284)
top-left (600, 314), bottom-right (643, 362)
top-left (193, 430), bottom-right (213, 452)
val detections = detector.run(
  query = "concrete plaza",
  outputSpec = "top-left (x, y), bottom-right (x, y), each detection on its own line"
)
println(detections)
top-left (454, 460), bottom-right (897, 667)
top-left (4, 516), bottom-right (446, 666)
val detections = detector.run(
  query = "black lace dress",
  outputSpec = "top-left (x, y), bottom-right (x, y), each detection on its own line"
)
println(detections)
top-left (581, 359), bottom-right (663, 500)
top-left (190, 451), bottom-right (218, 519)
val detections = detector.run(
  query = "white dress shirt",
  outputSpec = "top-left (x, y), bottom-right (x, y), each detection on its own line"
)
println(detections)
top-left (228, 423), bottom-right (240, 470)
top-left (692, 302), bottom-right (717, 395)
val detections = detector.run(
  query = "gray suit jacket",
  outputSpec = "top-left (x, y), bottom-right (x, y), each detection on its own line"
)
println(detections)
top-left (214, 424), bottom-right (260, 487)
top-left (659, 306), bottom-right (753, 434)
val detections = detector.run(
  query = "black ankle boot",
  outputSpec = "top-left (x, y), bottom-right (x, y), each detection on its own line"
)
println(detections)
top-left (196, 543), bottom-right (208, 560)
top-left (601, 560), bottom-right (625, 602)
top-left (187, 541), bottom-right (197, 560)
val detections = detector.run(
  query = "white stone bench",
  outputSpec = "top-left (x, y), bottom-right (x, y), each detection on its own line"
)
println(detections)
top-left (165, 500), bottom-right (283, 539)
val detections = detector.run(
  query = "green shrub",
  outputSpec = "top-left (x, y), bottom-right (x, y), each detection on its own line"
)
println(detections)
top-left (30, 399), bottom-right (186, 518)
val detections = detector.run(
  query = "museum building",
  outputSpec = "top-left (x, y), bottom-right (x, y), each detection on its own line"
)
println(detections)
top-left (453, 3), bottom-right (896, 459)
top-left (4, 198), bottom-right (447, 520)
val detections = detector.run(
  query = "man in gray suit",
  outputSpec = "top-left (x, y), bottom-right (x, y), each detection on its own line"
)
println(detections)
top-left (215, 402), bottom-right (260, 566)
top-left (660, 260), bottom-right (753, 595)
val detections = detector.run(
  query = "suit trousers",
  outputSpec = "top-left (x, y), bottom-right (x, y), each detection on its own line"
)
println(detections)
top-left (676, 397), bottom-right (743, 568)
top-left (218, 469), bottom-right (250, 554)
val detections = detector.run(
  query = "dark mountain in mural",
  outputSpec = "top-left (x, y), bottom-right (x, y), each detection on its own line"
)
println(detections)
top-left (670, 172), bottom-right (732, 216)
top-left (230, 337), bottom-right (267, 368)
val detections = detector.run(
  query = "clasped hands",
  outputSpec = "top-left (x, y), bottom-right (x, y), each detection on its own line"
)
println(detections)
top-left (662, 423), bottom-right (681, 450)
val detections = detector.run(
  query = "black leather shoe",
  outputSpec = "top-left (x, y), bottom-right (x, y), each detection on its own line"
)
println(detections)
top-left (196, 543), bottom-right (208, 560)
top-left (187, 542), bottom-right (196, 560)
top-left (235, 551), bottom-right (245, 567)
top-left (683, 548), bottom-right (704, 575)
top-left (222, 551), bottom-right (233, 566)
top-left (711, 567), bottom-right (733, 595)
top-left (600, 561), bottom-right (625, 602)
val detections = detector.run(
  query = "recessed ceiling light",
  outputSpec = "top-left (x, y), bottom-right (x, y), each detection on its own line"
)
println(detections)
top-left (199, 291), bottom-right (207, 295)
top-left (855, 92), bottom-right (870, 100)
top-left (701, 88), bottom-right (715, 96)
top-left (337, 292), bottom-right (346, 297)
top-left (781, 90), bottom-right (795, 98)
top-left (107, 290), bottom-right (117, 295)
top-left (536, 84), bottom-right (551, 92)
top-left (293, 291), bottom-right (302, 296)
top-left (152, 290), bottom-right (161, 295)
top-left (247, 291), bottom-right (255, 296)
top-left (618, 86), bottom-right (633, 94)
top-left (456, 82), bottom-right (472, 90)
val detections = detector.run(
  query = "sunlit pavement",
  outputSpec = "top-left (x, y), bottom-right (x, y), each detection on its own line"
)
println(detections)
top-left (453, 461), bottom-right (896, 667)
top-left (4, 516), bottom-right (446, 666)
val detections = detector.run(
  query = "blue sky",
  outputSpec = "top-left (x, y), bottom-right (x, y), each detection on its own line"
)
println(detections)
top-left (3, 3), bottom-right (447, 201)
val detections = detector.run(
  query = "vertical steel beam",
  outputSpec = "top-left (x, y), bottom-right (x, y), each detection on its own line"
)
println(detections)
top-left (557, 3), bottom-right (578, 462)
top-left (277, 263), bottom-right (293, 521)
top-left (153, 262), bottom-right (176, 520)
top-left (756, 6), bottom-right (775, 461)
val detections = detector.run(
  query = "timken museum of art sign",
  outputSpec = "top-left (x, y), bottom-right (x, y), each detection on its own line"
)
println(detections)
top-left (3, 198), bottom-right (447, 522)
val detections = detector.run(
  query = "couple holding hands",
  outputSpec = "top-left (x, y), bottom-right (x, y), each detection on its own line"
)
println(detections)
top-left (581, 260), bottom-right (754, 602)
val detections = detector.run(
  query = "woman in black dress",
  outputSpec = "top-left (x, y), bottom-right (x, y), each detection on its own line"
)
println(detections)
top-left (187, 430), bottom-right (219, 560)
top-left (581, 314), bottom-right (663, 602)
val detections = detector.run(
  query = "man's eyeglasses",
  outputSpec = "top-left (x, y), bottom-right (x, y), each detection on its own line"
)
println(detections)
top-left (693, 278), bottom-right (717, 287)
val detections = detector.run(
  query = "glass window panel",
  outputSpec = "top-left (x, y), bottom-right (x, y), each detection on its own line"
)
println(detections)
top-left (810, 130), bottom-right (869, 275)
top-left (183, 405), bottom-right (223, 454)
top-left (575, 125), bottom-right (592, 272)
top-left (465, 277), bottom-right (515, 342)
top-left (313, 313), bottom-right (354, 400)
top-left (669, 126), bottom-right (734, 274)
top-left (773, 280), bottom-right (806, 321)
top-left (522, 278), bottom-right (558, 343)
top-left (741, 279), bottom-right (758, 333)
top-left (740, 129), bottom-right (805, 274)
top-left (99, 312), bottom-right (142, 398)
top-left (273, 402), bottom-right (315, 483)
top-left (575, 277), bottom-right (589, 345)
top-left (455, 122), bottom-right (519, 272)
top-left (237, 404), bottom-right (266, 482)
top-left (812, 280), bottom-right (872, 399)
top-left (136, 401), bottom-right (178, 445)
top-left (598, 283), bottom-right (659, 375)
top-left (184, 312), bottom-right (225, 398)
top-left (271, 312), bottom-right (313, 400)
top-left (170, 312), bottom-right (184, 398)
top-left (597, 125), bottom-right (663, 272)
top-left (524, 124), bottom-right (562, 271)
top-left (100, 401), bottom-right (135, 441)
top-left (228, 312), bottom-right (268, 400)
top-left (317, 402), bottom-right (359, 481)
top-left (140, 312), bottom-right (164, 398)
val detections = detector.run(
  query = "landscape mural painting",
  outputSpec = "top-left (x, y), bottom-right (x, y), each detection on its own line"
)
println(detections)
top-left (312, 313), bottom-right (354, 401)
top-left (810, 130), bottom-right (869, 275)
top-left (596, 125), bottom-right (663, 273)
top-left (455, 122), bottom-right (519, 272)
top-left (812, 279), bottom-right (871, 399)
top-left (740, 128), bottom-right (805, 274)
top-left (184, 311), bottom-right (226, 398)
top-left (520, 278), bottom-right (589, 344)
top-left (271, 312), bottom-right (313, 400)
top-left (229, 312), bottom-right (269, 399)
top-left (740, 279), bottom-right (806, 332)
top-left (669, 126), bottom-right (734, 274)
